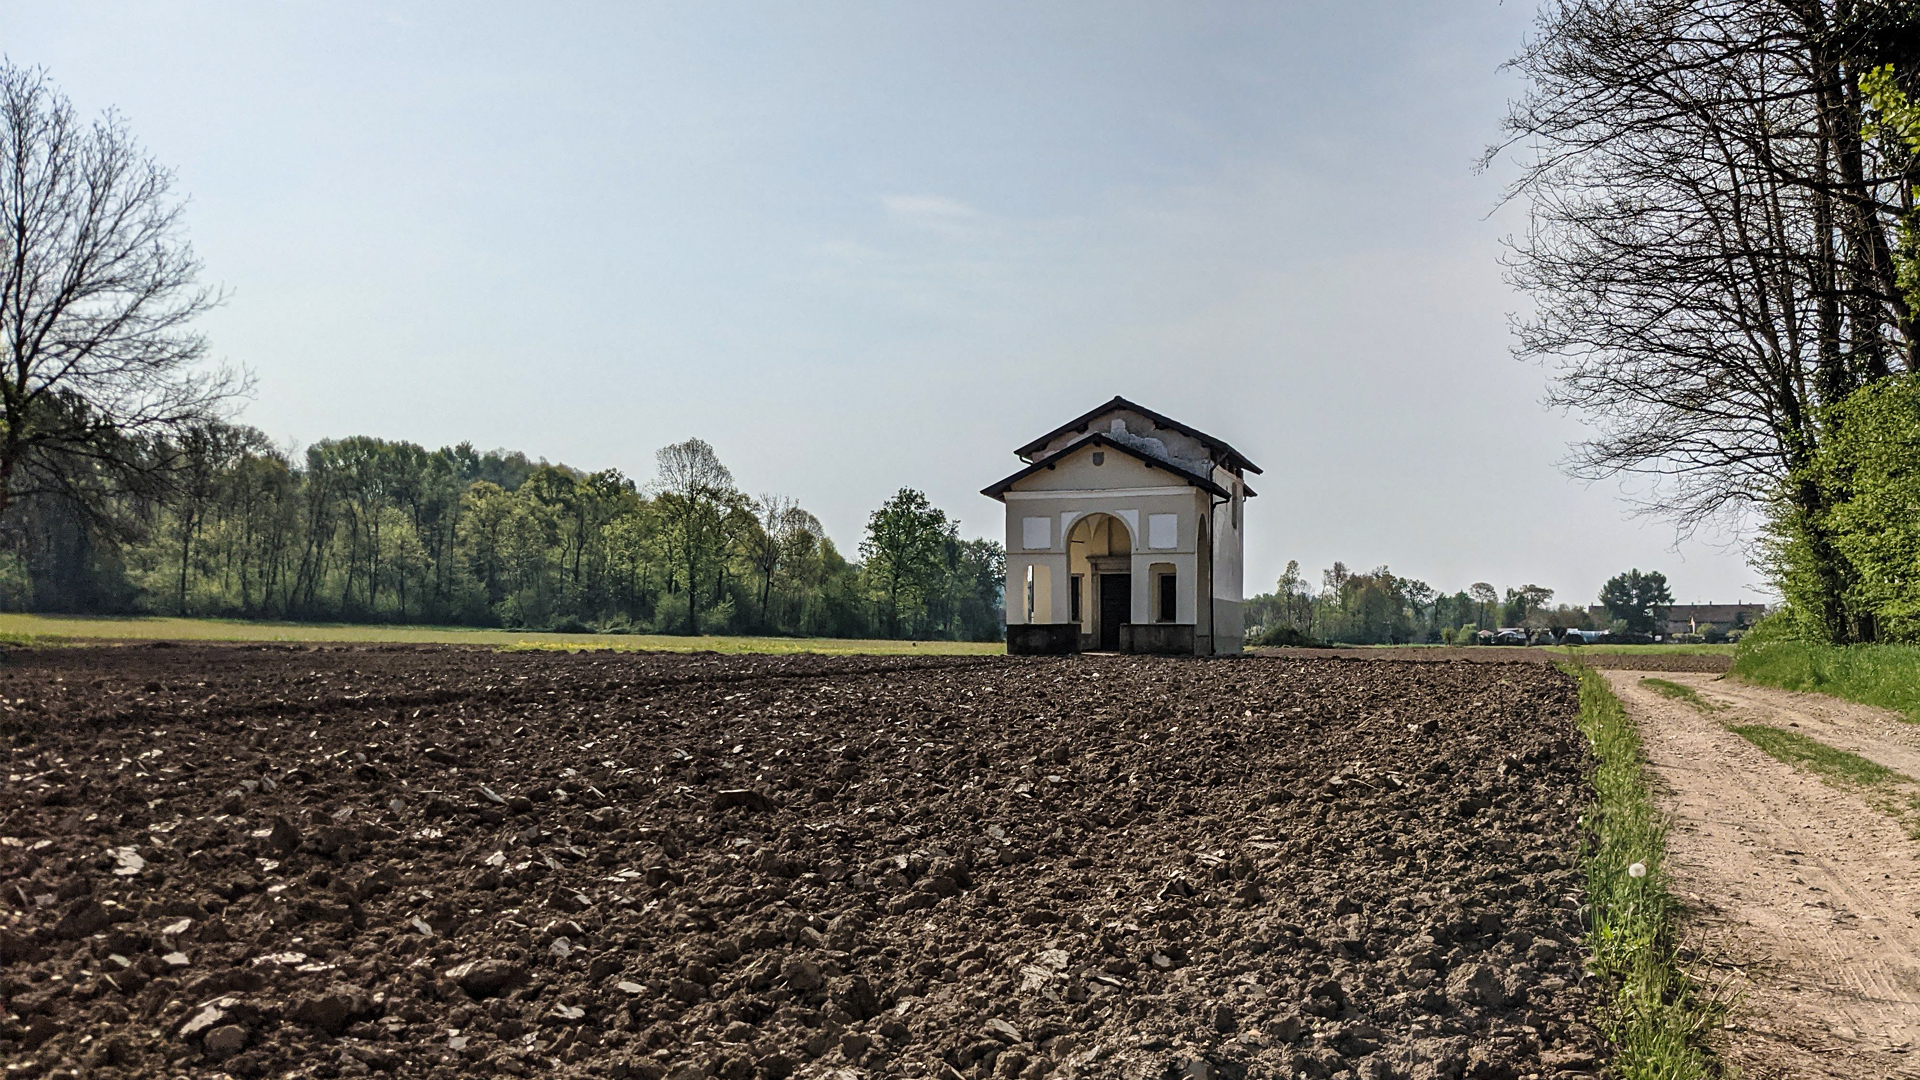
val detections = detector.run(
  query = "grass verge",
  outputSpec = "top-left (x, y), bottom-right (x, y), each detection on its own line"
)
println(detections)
top-left (0, 613), bottom-right (1004, 656)
top-left (1639, 678), bottom-right (1719, 712)
top-left (1562, 661), bottom-right (1724, 1078)
top-left (1728, 724), bottom-right (1895, 785)
top-left (1726, 723), bottom-right (1920, 837)
top-left (1732, 640), bottom-right (1920, 722)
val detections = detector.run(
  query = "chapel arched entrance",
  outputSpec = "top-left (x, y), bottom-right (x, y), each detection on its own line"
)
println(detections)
top-left (1066, 513), bottom-right (1133, 651)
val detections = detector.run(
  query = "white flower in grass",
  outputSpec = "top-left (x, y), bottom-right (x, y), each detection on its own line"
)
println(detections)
top-left (1628, 861), bottom-right (1647, 879)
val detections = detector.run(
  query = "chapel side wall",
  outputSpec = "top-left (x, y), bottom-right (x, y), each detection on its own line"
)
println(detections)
top-left (1002, 506), bottom-right (1023, 625)
top-left (1211, 464), bottom-right (1247, 654)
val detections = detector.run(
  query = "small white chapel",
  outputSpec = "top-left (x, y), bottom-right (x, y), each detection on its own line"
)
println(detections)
top-left (981, 397), bottom-right (1258, 656)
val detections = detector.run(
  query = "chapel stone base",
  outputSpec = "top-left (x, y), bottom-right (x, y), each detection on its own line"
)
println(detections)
top-left (1120, 623), bottom-right (1201, 656)
top-left (1008, 622), bottom-right (1213, 656)
top-left (1006, 623), bottom-right (1083, 656)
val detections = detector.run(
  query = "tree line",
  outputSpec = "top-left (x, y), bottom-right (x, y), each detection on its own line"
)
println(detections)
top-left (1246, 562), bottom-right (1685, 646)
top-left (1245, 560), bottom-right (1580, 645)
top-left (1498, 1), bottom-right (1920, 643)
top-left (0, 63), bottom-right (1001, 640)
top-left (4, 426), bottom-right (1005, 640)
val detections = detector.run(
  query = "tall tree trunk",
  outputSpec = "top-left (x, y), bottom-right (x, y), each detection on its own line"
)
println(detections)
top-left (178, 511), bottom-right (195, 615)
top-left (685, 544), bottom-right (699, 635)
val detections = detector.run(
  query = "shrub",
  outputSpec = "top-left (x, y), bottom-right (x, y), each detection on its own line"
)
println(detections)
top-left (1253, 624), bottom-right (1326, 648)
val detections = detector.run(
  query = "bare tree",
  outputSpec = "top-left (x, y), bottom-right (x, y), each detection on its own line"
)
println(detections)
top-left (1493, 1), bottom-right (1918, 640)
top-left (748, 494), bottom-right (821, 627)
top-left (0, 62), bottom-right (240, 521)
top-left (651, 438), bottom-right (735, 634)
top-left (171, 420), bottom-right (268, 614)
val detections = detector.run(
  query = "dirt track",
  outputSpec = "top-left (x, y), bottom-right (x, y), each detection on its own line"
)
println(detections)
top-left (1607, 672), bottom-right (1920, 1079)
top-left (1, 647), bottom-right (1602, 1080)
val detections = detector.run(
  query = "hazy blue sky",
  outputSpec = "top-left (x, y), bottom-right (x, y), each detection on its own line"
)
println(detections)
top-left (2, 2), bottom-right (1767, 606)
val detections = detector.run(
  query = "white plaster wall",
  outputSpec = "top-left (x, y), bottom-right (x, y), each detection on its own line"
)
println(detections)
top-left (1215, 600), bottom-right (1245, 653)
top-left (1002, 443), bottom-right (1214, 630)
top-left (1209, 464), bottom-right (1248, 654)
top-left (1002, 412), bottom-right (1252, 651)
top-left (1004, 557), bottom-right (1031, 624)
top-left (1002, 555), bottom-right (1070, 625)
top-left (1132, 552), bottom-right (1198, 623)
top-left (1011, 443), bottom-right (1197, 495)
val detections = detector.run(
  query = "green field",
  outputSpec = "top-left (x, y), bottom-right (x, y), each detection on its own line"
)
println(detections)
top-left (0, 613), bottom-right (1005, 656)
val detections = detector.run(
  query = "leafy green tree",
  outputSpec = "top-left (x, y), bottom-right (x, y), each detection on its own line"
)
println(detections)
top-left (1599, 570), bottom-right (1672, 635)
top-left (651, 438), bottom-right (737, 635)
top-left (0, 419), bottom-right (994, 643)
top-left (748, 495), bottom-right (821, 629)
top-left (166, 422), bottom-right (268, 613)
top-left (1317, 565), bottom-right (1414, 644)
top-left (1468, 582), bottom-right (1500, 629)
top-left (220, 449), bottom-right (299, 615)
top-left (1863, 65), bottom-right (1919, 315)
top-left (1785, 375), bottom-right (1920, 641)
top-left (1502, 584), bottom-right (1555, 627)
top-left (860, 488), bottom-right (955, 637)
top-left (931, 536), bottom-right (1006, 641)
top-left (1272, 559), bottom-right (1315, 637)
top-left (1498, 5), bottom-right (1918, 644)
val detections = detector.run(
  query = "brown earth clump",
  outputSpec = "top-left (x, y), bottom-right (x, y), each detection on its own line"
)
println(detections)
top-left (0, 647), bottom-right (1602, 1080)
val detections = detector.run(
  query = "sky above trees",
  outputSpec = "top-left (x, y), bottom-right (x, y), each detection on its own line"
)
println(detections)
top-left (0, 1), bottom-right (1769, 606)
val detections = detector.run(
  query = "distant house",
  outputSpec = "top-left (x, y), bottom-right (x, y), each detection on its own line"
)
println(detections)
top-left (1585, 602), bottom-right (1768, 637)
top-left (983, 397), bottom-right (1258, 656)
top-left (1662, 603), bottom-right (1767, 637)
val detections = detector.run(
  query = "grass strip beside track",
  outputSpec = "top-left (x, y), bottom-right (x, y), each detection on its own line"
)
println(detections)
top-left (0, 613), bottom-right (1003, 656)
top-left (1565, 661), bottom-right (1724, 1079)
top-left (1639, 678), bottom-right (1719, 712)
top-left (1732, 640), bottom-right (1920, 722)
top-left (1728, 724), bottom-right (1897, 786)
top-left (1727, 723), bottom-right (1920, 837)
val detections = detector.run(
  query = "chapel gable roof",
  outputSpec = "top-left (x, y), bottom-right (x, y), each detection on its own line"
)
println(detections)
top-left (1014, 396), bottom-right (1262, 475)
top-left (980, 432), bottom-right (1242, 502)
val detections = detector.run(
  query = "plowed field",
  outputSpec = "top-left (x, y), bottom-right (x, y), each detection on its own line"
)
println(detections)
top-left (0, 647), bottom-right (1602, 1080)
